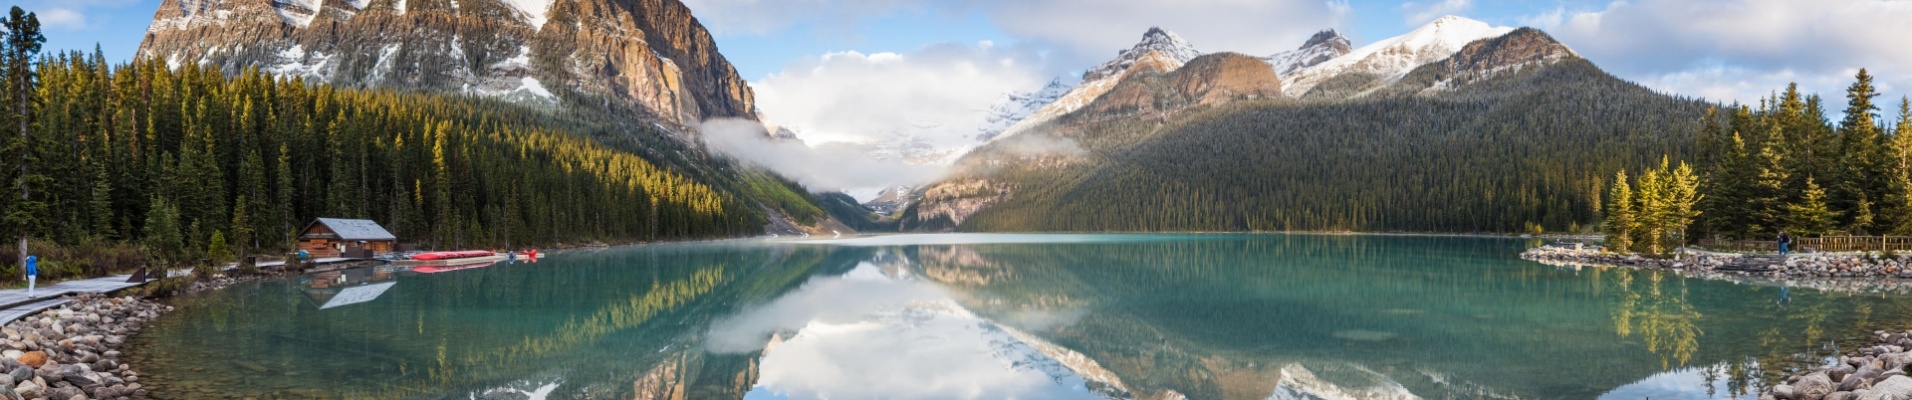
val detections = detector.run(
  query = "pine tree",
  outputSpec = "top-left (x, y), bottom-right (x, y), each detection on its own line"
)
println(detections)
top-left (1707, 133), bottom-right (1754, 238)
top-left (142, 196), bottom-right (181, 266)
top-left (230, 194), bottom-right (252, 254)
top-left (1835, 69), bottom-right (1888, 231)
top-left (1635, 161), bottom-right (1670, 255)
top-left (1789, 178), bottom-right (1838, 236)
top-left (1894, 97), bottom-right (1912, 235)
top-left (206, 229), bottom-right (230, 266)
top-left (1607, 170), bottom-right (1635, 253)
top-left (1666, 161), bottom-right (1704, 248)
top-left (88, 165), bottom-right (113, 238)
top-left (1749, 135), bottom-right (1792, 236)
top-left (3, 7), bottom-right (46, 273)
top-left (273, 142), bottom-right (294, 248)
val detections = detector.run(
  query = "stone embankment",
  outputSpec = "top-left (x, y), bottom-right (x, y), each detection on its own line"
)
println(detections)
top-left (1522, 244), bottom-right (1912, 279)
top-left (0, 294), bottom-right (169, 399)
top-left (1767, 330), bottom-right (1912, 400)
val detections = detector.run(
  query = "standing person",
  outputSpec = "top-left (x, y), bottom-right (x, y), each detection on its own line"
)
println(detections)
top-left (24, 254), bottom-right (37, 298)
top-left (1778, 231), bottom-right (1793, 255)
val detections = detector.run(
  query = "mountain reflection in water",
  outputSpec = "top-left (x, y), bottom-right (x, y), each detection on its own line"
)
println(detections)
top-left (122, 234), bottom-right (1912, 399)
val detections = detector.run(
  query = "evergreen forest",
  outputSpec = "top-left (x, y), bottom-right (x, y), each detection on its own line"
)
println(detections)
top-left (952, 60), bottom-right (1714, 233)
top-left (1610, 68), bottom-right (1912, 249)
top-left (0, 11), bottom-right (813, 274)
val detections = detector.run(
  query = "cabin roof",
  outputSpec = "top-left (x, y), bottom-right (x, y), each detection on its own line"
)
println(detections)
top-left (303, 218), bottom-right (397, 241)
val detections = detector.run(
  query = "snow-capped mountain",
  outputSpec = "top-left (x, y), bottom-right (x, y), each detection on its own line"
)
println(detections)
top-left (1266, 29), bottom-right (1353, 77)
top-left (977, 77), bottom-right (1079, 142)
top-left (1281, 15), bottom-right (1514, 98)
top-left (860, 186), bottom-right (917, 215)
top-left (137, 0), bottom-right (757, 130)
top-left (1081, 27), bottom-right (1204, 82)
top-left (988, 27), bottom-right (1204, 142)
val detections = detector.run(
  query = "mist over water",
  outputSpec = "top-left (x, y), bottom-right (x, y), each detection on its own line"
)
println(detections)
top-left (700, 118), bottom-right (949, 195)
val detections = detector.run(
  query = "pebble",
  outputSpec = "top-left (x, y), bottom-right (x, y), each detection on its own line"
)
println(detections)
top-left (1, 294), bottom-right (170, 400)
top-left (1524, 245), bottom-right (1912, 294)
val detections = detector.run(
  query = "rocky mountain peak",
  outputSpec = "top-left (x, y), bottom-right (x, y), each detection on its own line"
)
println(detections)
top-left (1280, 15), bottom-right (1511, 98)
top-left (137, 0), bottom-right (757, 132)
top-left (1420, 27), bottom-right (1579, 89)
top-left (1301, 29), bottom-right (1352, 53)
top-left (1084, 27), bottom-right (1202, 82)
top-left (1268, 29), bottom-right (1353, 77)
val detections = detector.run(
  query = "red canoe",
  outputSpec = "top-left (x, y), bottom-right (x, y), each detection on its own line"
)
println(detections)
top-left (410, 250), bottom-right (495, 261)
top-left (412, 262), bottom-right (497, 274)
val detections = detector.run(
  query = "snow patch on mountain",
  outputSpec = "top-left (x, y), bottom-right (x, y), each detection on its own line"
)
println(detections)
top-left (1082, 27), bottom-right (1201, 82)
top-left (368, 44), bottom-right (402, 83)
top-left (272, 0), bottom-right (322, 27)
top-left (1282, 15), bottom-right (1512, 97)
top-left (499, 0), bottom-right (555, 30)
top-left (977, 76), bottom-right (1078, 142)
top-left (264, 44), bottom-right (335, 82)
top-left (518, 77), bottom-right (554, 99)
top-left (990, 27), bottom-right (1202, 142)
top-left (343, 0), bottom-right (370, 10)
top-left (149, 2), bottom-right (233, 32)
top-left (493, 46), bottom-right (532, 71)
top-left (1266, 30), bottom-right (1352, 77)
top-left (394, 0), bottom-right (407, 15)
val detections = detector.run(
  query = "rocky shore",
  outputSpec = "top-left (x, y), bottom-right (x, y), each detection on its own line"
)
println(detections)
top-left (1767, 330), bottom-right (1912, 400)
top-left (0, 294), bottom-right (169, 400)
top-left (1521, 244), bottom-right (1912, 280)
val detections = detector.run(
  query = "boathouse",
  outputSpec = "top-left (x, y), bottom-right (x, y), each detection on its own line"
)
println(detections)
top-left (298, 218), bottom-right (398, 258)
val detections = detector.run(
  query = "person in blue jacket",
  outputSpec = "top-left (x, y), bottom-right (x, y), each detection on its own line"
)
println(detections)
top-left (24, 255), bottom-right (38, 299)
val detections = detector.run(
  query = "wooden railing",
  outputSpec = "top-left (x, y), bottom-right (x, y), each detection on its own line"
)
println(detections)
top-left (1697, 236), bottom-right (1912, 253)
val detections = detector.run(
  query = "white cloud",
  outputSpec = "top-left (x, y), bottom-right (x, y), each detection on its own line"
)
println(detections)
top-left (748, 40), bottom-right (1054, 150)
top-left (701, 119), bottom-right (950, 193)
top-left (680, 0), bottom-right (930, 36)
top-left (1524, 0), bottom-right (1912, 105)
top-left (958, 0), bottom-right (1350, 66)
top-left (1400, 0), bottom-right (1472, 27)
top-left (687, 0), bottom-right (1350, 68)
top-left (36, 8), bottom-right (88, 29)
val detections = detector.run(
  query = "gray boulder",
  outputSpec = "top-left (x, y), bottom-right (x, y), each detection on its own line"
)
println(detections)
top-left (1837, 364), bottom-right (1862, 382)
top-left (1801, 372), bottom-right (1839, 399)
top-left (1844, 374), bottom-right (1874, 392)
top-left (1860, 376), bottom-right (1912, 400)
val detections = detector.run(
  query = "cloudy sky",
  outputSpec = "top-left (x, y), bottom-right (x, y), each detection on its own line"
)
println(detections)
top-left (26, 0), bottom-right (1912, 148)
top-left (687, 0), bottom-right (1912, 147)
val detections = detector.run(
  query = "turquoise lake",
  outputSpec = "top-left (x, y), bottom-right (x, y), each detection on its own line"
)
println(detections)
top-left (122, 234), bottom-right (1912, 399)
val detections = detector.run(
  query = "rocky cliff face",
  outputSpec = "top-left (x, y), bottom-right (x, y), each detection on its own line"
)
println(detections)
top-left (1423, 28), bottom-right (1577, 88)
top-left (137, 0), bottom-right (755, 129)
top-left (1084, 52), bottom-right (1281, 123)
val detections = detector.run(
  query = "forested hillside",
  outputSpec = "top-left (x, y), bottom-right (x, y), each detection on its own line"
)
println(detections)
top-left (0, 46), bottom-right (781, 268)
top-left (1631, 70), bottom-right (1912, 241)
top-left (943, 59), bottom-right (1712, 233)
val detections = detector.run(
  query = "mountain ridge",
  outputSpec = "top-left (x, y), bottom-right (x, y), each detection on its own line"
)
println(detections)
top-left (880, 21), bottom-right (1707, 233)
top-left (138, 0), bottom-right (756, 131)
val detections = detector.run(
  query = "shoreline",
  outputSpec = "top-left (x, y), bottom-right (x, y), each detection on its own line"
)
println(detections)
top-left (0, 268), bottom-right (290, 400)
top-left (1522, 244), bottom-right (1912, 280)
top-left (1768, 330), bottom-right (1912, 400)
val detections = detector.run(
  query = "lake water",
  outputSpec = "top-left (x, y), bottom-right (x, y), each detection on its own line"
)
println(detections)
top-left (124, 234), bottom-right (1912, 399)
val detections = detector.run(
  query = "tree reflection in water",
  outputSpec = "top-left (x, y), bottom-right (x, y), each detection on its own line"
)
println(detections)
top-left (1611, 269), bottom-right (1704, 369)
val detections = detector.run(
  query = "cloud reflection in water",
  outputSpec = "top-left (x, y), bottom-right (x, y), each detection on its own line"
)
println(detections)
top-left (709, 262), bottom-right (1108, 399)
